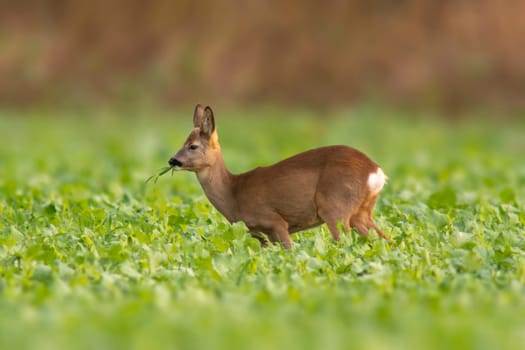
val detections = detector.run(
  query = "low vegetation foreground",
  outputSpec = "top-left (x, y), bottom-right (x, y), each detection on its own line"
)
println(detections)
top-left (0, 108), bottom-right (524, 350)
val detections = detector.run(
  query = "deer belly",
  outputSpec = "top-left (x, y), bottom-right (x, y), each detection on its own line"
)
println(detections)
top-left (278, 200), bottom-right (322, 233)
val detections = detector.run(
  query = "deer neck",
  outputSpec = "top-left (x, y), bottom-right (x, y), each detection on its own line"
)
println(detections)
top-left (196, 152), bottom-right (238, 223)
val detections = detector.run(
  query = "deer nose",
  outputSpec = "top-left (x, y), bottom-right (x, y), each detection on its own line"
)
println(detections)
top-left (168, 157), bottom-right (182, 167)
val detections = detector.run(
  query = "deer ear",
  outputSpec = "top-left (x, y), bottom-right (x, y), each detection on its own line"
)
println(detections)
top-left (193, 104), bottom-right (204, 128)
top-left (201, 106), bottom-right (215, 137)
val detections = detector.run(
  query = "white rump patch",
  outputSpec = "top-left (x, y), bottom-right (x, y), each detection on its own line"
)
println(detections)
top-left (367, 167), bottom-right (387, 194)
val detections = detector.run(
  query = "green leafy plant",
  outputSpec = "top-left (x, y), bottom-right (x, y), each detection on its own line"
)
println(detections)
top-left (0, 108), bottom-right (523, 350)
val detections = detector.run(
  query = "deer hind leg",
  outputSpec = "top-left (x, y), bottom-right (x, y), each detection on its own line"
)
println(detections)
top-left (366, 193), bottom-right (390, 240)
top-left (321, 215), bottom-right (342, 241)
top-left (350, 193), bottom-right (390, 240)
top-left (370, 221), bottom-right (389, 241)
top-left (349, 210), bottom-right (371, 237)
top-left (318, 204), bottom-right (343, 241)
top-left (318, 196), bottom-right (361, 241)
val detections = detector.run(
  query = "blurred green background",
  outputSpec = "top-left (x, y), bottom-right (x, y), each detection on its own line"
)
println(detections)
top-left (1, 0), bottom-right (525, 114)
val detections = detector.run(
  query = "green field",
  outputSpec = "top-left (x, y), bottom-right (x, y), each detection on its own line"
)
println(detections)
top-left (1, 107), bottom-right (524, 350)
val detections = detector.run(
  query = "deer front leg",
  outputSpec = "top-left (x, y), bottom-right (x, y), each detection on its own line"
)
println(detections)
top-left (250, 229), bottom-right (291, 249)
top-left (250, 231), bottom-right (272, 247)
top-left (317, 209), bottom-right (343, 241)
top-left (248, 213), bottom-right (292, 249)
top-left (272, 216), bottom-right (293, 249)
top-left (261, 217), bottom-right (292, 249)
top-left (272, 228), bottom-right (292, 249)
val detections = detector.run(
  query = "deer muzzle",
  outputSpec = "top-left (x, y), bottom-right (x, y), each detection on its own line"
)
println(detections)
top-left (168, 157), bottom-right (183, 168)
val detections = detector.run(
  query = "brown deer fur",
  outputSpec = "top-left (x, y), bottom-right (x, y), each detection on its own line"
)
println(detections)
top-left (169, 104), bottom-right (389, 248)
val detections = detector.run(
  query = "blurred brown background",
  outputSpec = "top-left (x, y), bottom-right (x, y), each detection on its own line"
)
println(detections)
top-left (1, 0), bottom-right (524, 112)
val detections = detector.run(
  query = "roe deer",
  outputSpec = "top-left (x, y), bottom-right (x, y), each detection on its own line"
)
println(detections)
top-left (168, 104), bottom-right (389, 249)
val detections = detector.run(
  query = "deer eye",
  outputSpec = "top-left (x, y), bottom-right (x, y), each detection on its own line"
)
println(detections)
top-left (189, 144), bottom-right (199, 150)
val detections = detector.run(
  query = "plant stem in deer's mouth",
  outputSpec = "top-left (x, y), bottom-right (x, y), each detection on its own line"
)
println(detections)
top-left (158, 166), bottom-right (173, 175)
top-left (146, 166), bottom-right (175, 183)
